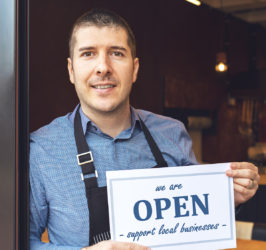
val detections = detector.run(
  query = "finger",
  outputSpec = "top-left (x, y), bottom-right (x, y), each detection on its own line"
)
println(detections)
top-left (233, 182), bottom-right (253, 196)
top-left (226, 168), bottom-right (259, 181)
top-left (233, 182), bottom-right (258, 206)
top-left (94, 241), bottom-right (150, 250)
top-left (234, 177), bottom-right (259, 190)
top-left (230, 162), bottom-right (258, 173)
top-left (233, 178), bottom-right (256, 189)
top-left (119, 242), bottom-right (150, 250)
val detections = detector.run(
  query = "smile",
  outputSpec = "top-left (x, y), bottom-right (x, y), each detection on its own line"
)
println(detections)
top-left (92, 84), bottom-right (115, 89)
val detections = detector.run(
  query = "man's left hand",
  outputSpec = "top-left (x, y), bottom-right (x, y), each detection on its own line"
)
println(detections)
top-left (226, 162), bottom-right (260, 207)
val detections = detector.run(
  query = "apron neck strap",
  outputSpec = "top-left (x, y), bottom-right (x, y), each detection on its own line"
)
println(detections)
top-left (74, 105), bottom-right (98, 181)
top-left (138, 116), bottom-right (168, 168)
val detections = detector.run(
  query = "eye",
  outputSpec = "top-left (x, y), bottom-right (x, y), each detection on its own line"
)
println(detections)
top-left (81, 51), bottom-right (94, 57)
top-left (111, 51), bottom-right (124, 57)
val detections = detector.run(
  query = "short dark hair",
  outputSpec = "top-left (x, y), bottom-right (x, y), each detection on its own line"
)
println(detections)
top-left (69, 9), bottom-right (136, 59)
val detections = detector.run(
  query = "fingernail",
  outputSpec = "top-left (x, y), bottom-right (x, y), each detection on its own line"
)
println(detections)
top-left (226, 169), bottom-right (232, 175)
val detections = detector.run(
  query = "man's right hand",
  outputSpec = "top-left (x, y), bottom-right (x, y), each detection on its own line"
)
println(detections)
top-left (81, 240), bottom-right (150, 250)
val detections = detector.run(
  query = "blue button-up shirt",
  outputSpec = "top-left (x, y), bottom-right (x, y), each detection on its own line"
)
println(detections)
top-left (29, 106), bottom-right (197, 249)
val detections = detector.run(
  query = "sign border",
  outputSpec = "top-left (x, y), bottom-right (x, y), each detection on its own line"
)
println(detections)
top-left (108, 171), bottom-right (234, 248)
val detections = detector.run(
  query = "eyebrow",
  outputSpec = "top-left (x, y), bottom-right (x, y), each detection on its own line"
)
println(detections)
top-left (78, 46), bottom-right (128, 52)
top-left (78, 46), bottom-right (95, 52)
top-left (110, 46), bottom-right (127, 52)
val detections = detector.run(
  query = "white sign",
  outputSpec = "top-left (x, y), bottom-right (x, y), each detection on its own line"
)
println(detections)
top-left (106, 163), bottom-right (236, 250)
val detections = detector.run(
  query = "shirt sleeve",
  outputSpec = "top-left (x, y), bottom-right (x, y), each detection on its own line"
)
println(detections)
top-left (29, 140), bottom-right (82, 250)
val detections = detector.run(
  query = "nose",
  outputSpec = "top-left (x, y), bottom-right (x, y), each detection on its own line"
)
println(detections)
top-left (95, 52), bottom-right (112, 76)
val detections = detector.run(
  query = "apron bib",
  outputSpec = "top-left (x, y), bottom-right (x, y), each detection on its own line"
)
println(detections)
top-left (74, 106), bottom-right (168, 245)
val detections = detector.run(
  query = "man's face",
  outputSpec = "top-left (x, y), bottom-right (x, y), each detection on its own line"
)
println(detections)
top-left (67, 26), bottom-right (139, 116)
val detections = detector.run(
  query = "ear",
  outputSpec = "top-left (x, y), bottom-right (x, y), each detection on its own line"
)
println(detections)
top-left (132, 57), bottom-right (139, 83)
top-left (67, 58), bottom-right (75, 84)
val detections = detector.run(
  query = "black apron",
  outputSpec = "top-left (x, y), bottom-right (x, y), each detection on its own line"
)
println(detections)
top-left (74, 107), bottom-right (168, 245)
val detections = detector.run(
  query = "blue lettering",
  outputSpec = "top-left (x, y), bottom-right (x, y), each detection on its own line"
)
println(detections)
top-left (154, 198), bottom-right (171, 220)
top-left (191, 194), bottom-right (209, 216)
top-left (169, 184), bottom-right (183, 190)
top-left (155, 186), bottom-right (166, 191)
top-left (133, 200), bottom-right (152, 221)
top-left (133, 194), bottom-right (210, 221)
top-left (173, 196), bottom-right (189, 217)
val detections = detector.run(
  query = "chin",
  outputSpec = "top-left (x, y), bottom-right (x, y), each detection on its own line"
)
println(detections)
top-left (85, 99), bottom-right (129, 114)
top-left (94, 105), bottom-right (118, 113)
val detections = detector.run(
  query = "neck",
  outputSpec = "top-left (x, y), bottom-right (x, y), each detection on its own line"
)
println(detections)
top-left (81, 105), bottom-right (132, 138)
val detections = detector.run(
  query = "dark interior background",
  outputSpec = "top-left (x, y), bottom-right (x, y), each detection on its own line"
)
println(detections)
top-left (29, 0), bottom-right (266, 163)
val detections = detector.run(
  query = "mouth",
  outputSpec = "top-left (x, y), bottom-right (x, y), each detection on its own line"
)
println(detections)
top-left (92, 84), bottom-right (115, 89)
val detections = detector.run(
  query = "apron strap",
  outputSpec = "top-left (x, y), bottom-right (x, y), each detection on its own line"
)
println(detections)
top-left (139, 117), bottom-right (168, 168)
top-left (74, 106), bottom-right (98, 181)
top-left (74, 106), bottom-right (102, 245)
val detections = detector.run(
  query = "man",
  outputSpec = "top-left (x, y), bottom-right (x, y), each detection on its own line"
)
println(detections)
top-left (30, 9), bottom-right (260, 250)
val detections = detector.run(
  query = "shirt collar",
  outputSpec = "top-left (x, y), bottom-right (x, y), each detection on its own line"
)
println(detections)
top-left (69, 104), bottom-right (140, 136)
